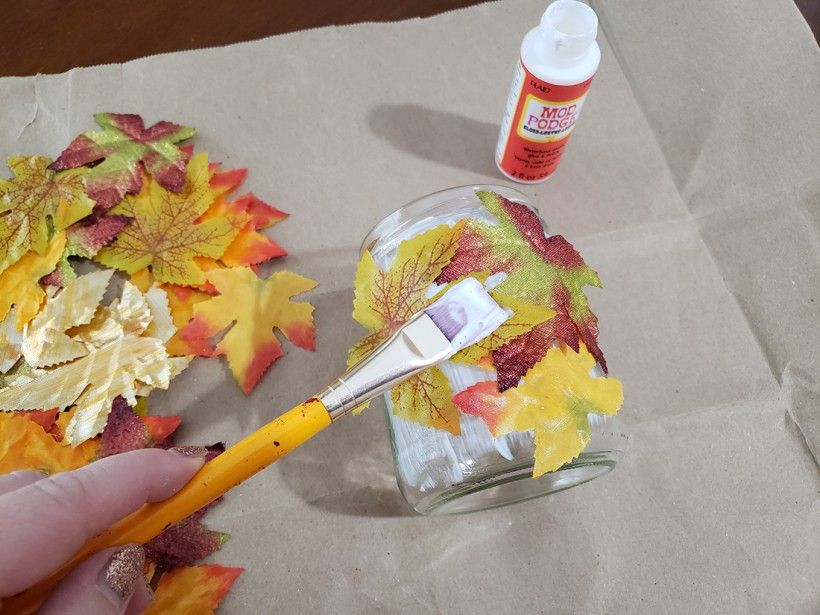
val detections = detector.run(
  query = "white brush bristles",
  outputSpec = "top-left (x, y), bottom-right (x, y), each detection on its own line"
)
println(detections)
top-left (424, 278), bottom-right (509, 351)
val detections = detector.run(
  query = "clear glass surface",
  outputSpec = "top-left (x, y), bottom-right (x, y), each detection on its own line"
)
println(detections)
top-left (362, 185), bottom-right (626, 515)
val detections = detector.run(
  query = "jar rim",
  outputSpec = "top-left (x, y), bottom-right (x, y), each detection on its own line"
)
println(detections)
top-left (359, 184), bottom-right (537, 256)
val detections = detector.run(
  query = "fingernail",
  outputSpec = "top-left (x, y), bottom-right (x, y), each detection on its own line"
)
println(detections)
top-left (99, 545), bottom-right (144, 603)
top-left (170, 445), bottom-right (209, 459)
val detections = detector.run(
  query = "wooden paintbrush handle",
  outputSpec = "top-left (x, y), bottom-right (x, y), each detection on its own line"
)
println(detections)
top-left (6, 399), bottom-right (332, 614)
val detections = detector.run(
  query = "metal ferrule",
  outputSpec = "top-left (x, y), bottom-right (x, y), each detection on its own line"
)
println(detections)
top-left (317, 312), bottom-right (453, 421)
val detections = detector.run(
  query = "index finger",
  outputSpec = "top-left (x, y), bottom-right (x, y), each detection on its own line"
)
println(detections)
top-left (0, 448), bottom-right (205, 597)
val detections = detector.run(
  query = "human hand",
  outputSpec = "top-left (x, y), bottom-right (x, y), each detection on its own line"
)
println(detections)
top-left (0, 448), bottom-right (206, 614)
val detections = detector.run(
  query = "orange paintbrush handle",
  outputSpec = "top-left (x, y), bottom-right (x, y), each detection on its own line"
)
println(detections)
top-left (6, 398), bottom-right (332, 614)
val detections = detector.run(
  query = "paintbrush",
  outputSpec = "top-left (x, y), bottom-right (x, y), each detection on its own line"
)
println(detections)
top-left (10, 277), bottom-right (509, 611)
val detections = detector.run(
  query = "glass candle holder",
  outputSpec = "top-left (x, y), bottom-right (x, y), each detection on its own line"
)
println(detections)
top-left (361, 185), bottom-right (627, 515)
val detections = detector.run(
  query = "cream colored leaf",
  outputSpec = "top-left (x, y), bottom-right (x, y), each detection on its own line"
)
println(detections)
top-left (134, 355), bottom-right (191, 396)
top-left (21, 269), bottom-right (114, 368)
top-left (0, 310), bottom-right (23, 373)
top-left (70, 311), bottom-right (124, 349)
top-left (109, 281), bottom-right (153, 336)
top-left (0, 335), bottom-right (180, 444)
top-left (69, 281), bottom-right (153, 349)
top-left (144, 286), bottom-right (176, 343)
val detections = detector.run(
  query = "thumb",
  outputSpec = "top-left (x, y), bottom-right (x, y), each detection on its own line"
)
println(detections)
top-left (38, 545), bottom-right (153, 615)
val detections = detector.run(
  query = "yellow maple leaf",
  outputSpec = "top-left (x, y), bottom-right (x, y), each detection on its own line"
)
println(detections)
top-left (179, 267), bottom-right (316, 394)
top-left (145, 565), bottom-right (243, 615)
top-left (0, 412), bottom-right (98, 474)
top-left (95, 152), bottom-right (237, 286)
top-left (352, 221), bottom-right (464, 337)
top-left (453, 344), bottom-right (623, 477)
top-left (129, 267), bottom-right (153, 292)
top-left (391, 366), bottom-right (461, 434)
top-left (0, 231), bottom-right (66, 330)
top-left (0, 156), bottom-right (93, 273)
top-left (349, 222), bottom-right (470, 433)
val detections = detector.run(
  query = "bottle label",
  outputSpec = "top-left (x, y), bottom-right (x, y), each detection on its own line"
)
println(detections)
top-left (496, 59), bottom-right (594, 182)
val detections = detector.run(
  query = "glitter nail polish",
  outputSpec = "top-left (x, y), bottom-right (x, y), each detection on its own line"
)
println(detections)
top-left (101, 544), bottom-right (144, 602)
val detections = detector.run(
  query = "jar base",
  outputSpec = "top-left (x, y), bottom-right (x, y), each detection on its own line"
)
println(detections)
top-left (410, 450), bottom-right (619, 515)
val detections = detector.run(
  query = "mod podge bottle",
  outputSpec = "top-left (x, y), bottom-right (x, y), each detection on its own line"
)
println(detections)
top-left (495, 0), bottom-right (600, 183)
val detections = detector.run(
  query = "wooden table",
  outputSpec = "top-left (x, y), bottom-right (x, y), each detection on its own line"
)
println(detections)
top-left (1, 0), bottom-right (816, 77)
top-left (0, 1), bottom-right (482, 77)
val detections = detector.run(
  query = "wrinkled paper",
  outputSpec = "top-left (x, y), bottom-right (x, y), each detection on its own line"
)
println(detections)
top-left (0, 0), bottom-right (817, 612)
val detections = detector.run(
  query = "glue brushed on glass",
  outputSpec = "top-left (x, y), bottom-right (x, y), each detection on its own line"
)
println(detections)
top-left (370, 208), bottom-right (616, 493)
top-left (364, 186), bottom-right (625, 514)
top-left (368, 212), bottom-right (538, 490)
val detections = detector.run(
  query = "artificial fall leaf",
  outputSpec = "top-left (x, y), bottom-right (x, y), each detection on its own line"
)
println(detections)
top-left (145, 565), bottom-right (243, 615)
top-left (0, 231), bottom-right (66, 330)
top-left (392, 366), bottom-right (462, 435)
top-left (437, 190), bottom-right (607, 379)
top-left (0, 156), bottom-right (93, 274)
top-left (492, 305), bottom-right (579, 391)
top-left (21, 269), bottom-right (114, 368)
top-left (451, 293), bottom-right (555, 367)
top-left (164, 284), bottom-right (214, 357)
top-left (68, 279), bottom-right (154, 350)
top-left (453, 343), bottom-right (623, 477)
top-left (16, 408), bottom-right (59, 433)
top-left (208, 162), bottom-right (246, 200)
top-left (0, 335), bottom-right (179, 444)
top-left (96, 399), bottom-right (228, 568)
top-left (348, 221), bottom-right (464, 427)
top-left (0, 360), bottom-right (45, 389)
top-left (0, 273), bottom-right (189, 444)
top-left (99, 395), bottom-right (152, 457)
top-left (233, 193), bottom-right (288, 231)
top-left (49, 113), bottom-right (196, 213)
top-left (145, 500), bottom-right (229, 569)
top-left (213, 196), bottom-right (288, 267)
top-left (142, 414), bottom-right (181, 445)
top-left (99, 397), bottom-right (185, 455)
top-left (0, 309), bottom-right (24, 372)
top-left (203, 162), bottom-right (288, 268)
top-left (41, 215), bottom-right (131, 287)
top-left (98, 396), bottom-right (187, 451)
top-left (95, 153), bottom-right (237, 286)
top-left (144, 285), bottom-right (177, 343)
top-left (348, 223), bottom-right (466, 421)
top-left (0, 412), bottom-right (98, 474)
top-left (351, 221), bottom-right (465, 345)
top-left (129, 267), bottom-right (154, 293)
top-left (179, 267), bottom-right (316, 394)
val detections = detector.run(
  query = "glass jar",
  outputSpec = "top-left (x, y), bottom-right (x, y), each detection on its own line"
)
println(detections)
top-left (361, 185), bottom-right (627, 515)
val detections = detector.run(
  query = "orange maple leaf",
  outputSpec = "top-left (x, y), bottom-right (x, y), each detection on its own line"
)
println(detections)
top-left (146, 565), bottom-right (243, 615)
top-left (0, 411), bottom-right (98, 474)
top-left (205, 162), bottom-right (288, 268)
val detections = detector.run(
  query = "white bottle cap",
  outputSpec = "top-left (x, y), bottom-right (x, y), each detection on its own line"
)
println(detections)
top-left (539, 0), bottom-right (599, 62)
